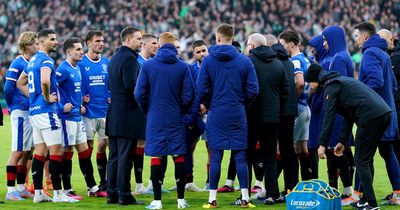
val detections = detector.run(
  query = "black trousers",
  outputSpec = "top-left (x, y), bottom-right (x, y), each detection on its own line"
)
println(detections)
top-left (107, 136), bottom-right (137, 199)
top-left (0, 103), bottom-right (3, 126)
top-left (325, 149), bottom-right (352, 189)
top-left (355, 113), bottom-right (391, 207)
top-left (248, 121), bottom-right (279, 198)
top-left (278, 115), bottom-right (299, 192)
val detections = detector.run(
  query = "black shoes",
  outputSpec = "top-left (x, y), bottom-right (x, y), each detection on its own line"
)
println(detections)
top-left (118, 196), bottom-right (144, 205)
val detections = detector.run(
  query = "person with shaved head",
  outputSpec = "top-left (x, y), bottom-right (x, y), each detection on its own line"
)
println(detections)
top-left (135, 32), bottom-right (194, 209)
top-left (378, 28), bottom-right (400, 204)
top-left (265, 34), bottom-right (278, 47)
top-left (246, 33), bottom-right (288, 205)
top-left (352, 22), bottom-right (400, 208)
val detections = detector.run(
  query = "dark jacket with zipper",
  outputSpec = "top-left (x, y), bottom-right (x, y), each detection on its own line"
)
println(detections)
top-left (272, 43), bottom-right (298, 117)
top-left (247, 45), bottom-right (288, 123)
top-left (317, 71), bottom-right (391, 146)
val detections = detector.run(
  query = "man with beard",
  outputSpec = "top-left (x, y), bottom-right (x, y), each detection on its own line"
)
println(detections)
top-left (77, 30), bottom-right (109, 195)
top-left (106, 26), bottom-right (145, 205)
top-left (16, 28), bottom-right (70, 203)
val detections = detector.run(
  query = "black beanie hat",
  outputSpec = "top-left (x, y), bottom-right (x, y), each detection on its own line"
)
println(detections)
top-left (305, 63), bottom-right (323, 82)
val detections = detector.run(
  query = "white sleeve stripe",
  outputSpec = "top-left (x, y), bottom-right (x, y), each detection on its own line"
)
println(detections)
top-left (292, 60), bottom-right (302, 69)
top-left (56, 72), bottom-right (62, 76)
top-left (294, 71), bottom-right (304, 75)
top-left (6, 77), bottom-right (17, 81)
top-left (8, 68), bottom-right (19, 72)
top-left (43, 60), bottom-right (54, 65)
top-left (22, 71), bottom-right (27, 75)
top-left (40, 67), bottom-right (51, 71)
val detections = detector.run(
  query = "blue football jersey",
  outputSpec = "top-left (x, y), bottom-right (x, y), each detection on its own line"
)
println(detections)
top-left (138, 53), bottom-right (148, 68)
top-left (24, 51), bottom-right (58, 116)
top-left (191, 61), bottom-right (201, 83)
top-left (56, 60), bottom-right (83, 121)
top-left (4, 55), bottom-right (30, 112)
top-left (77, 54), bottom-right (110, 118)
top-left (291, 53), bottom-right (311, 109)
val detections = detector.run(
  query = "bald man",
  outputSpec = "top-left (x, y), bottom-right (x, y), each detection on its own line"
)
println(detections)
top-left (246, 33), bottom-right (289, 205)
top-left (378, 29), bottom-right (395, 51)
top-left (379, 29), bottom-right (400, 203)
top-left (265, 34), bottom-right (278, 47)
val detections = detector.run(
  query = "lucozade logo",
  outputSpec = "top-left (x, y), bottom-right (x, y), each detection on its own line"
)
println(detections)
top-left (289, 199), bottom-right (320, 209)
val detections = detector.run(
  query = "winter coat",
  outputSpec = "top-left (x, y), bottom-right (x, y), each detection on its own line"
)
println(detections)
top-left (359, 34), bottom-right (398, 141)
top-left (135, 44), bottom-right (194, 156)
top-left (197, 45), bottom-right (258, 150)
top-left (106, 46), bottom-right (146, 139)
top-left (272, 43), bottom-right (298, 117)
top-left (247, 45), bottom-right (288, 123)
top-left (317, 71), bottom-right (391, 146)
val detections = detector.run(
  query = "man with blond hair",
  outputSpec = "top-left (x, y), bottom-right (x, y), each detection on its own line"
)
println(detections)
top-left (4, 31), bottom-right (38, 201)
top-left (135, 32), bottom-right (194, 209)
top-left (198, 23), bottom-right (258, 208)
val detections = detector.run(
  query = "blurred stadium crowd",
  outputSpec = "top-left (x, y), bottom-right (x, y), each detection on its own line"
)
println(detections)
top-left (0, 0), bottom-right (399, 97)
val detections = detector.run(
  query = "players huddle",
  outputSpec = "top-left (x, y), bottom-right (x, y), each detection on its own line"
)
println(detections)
top-left (3, 22), bottom-right (400, 210)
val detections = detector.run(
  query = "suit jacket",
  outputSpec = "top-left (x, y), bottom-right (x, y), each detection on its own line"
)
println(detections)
top-left (106, 46), bottom-right (146, 139)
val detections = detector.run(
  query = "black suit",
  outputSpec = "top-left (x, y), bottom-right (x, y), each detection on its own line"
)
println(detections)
top-left (106, 46), bottom-right (146, 202)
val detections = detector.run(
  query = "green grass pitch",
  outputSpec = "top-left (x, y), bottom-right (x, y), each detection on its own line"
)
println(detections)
top-left (0, 115), bottom-right (397, 209)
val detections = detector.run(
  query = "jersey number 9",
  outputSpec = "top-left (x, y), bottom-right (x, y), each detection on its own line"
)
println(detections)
top-left (28, 71), bottom-right (35, 93)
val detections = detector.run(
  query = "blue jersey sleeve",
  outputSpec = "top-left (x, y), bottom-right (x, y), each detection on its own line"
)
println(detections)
top-left (6, 64), bottom-right (22, 82)
top-left (41, 59), bottom-right (55, 71)
top-left (4, 58), bottom-right (26, 107)
top-left (56, 66), bottom-right (68, 84)
top-left (292, 59), bottom-right (303, 75)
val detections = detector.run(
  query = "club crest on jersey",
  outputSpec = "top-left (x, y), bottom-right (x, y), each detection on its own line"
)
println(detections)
top-left (102, 64), bottom-right (108, 73)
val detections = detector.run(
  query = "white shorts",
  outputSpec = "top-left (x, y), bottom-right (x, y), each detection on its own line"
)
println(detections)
top-left (61, 120), bottom-right (87, 147)
top-left (10, 110), bottom-right (33, 151)
top-left (30, 113), bottom-right (62, 146)
top-left (83, 117), bottom-right (107, 140)
top-left (294, 106), bottom-right (311, 142)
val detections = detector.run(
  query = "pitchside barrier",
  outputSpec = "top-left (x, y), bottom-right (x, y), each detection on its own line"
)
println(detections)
top-left (286, 179), bottom-right (342, 210)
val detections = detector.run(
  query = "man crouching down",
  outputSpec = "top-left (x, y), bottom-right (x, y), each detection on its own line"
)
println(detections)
top-left (135, 32), bottom-right (194, 209)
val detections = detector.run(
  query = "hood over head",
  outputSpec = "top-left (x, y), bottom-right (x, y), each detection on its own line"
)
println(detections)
top-left (309, 35), bottom-right (328, 63)
top-left (322, 25), bottom-right (347, 56)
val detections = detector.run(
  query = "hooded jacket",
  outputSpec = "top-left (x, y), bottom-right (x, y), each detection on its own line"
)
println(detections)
top-left (309, 35), bottom-right (331, 70)
top-left (317, 71), bottom-right (391, 146)
top-left (135, 44), bottom-right (194, 156)
top-left (322, 25), bottom-right (354, 78)
top-left (308, 34), bottom-right (332, 148)
top-left (197, 45), bottom-right (258, 150)
top-left (309, 27), bottom-right (355, 148)
top-left (359, 34), bottom-right (398, 141)
top-left (272, 43), bottom-right (298, 117)
top-left (247, 45), bottom-right (288, 123)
